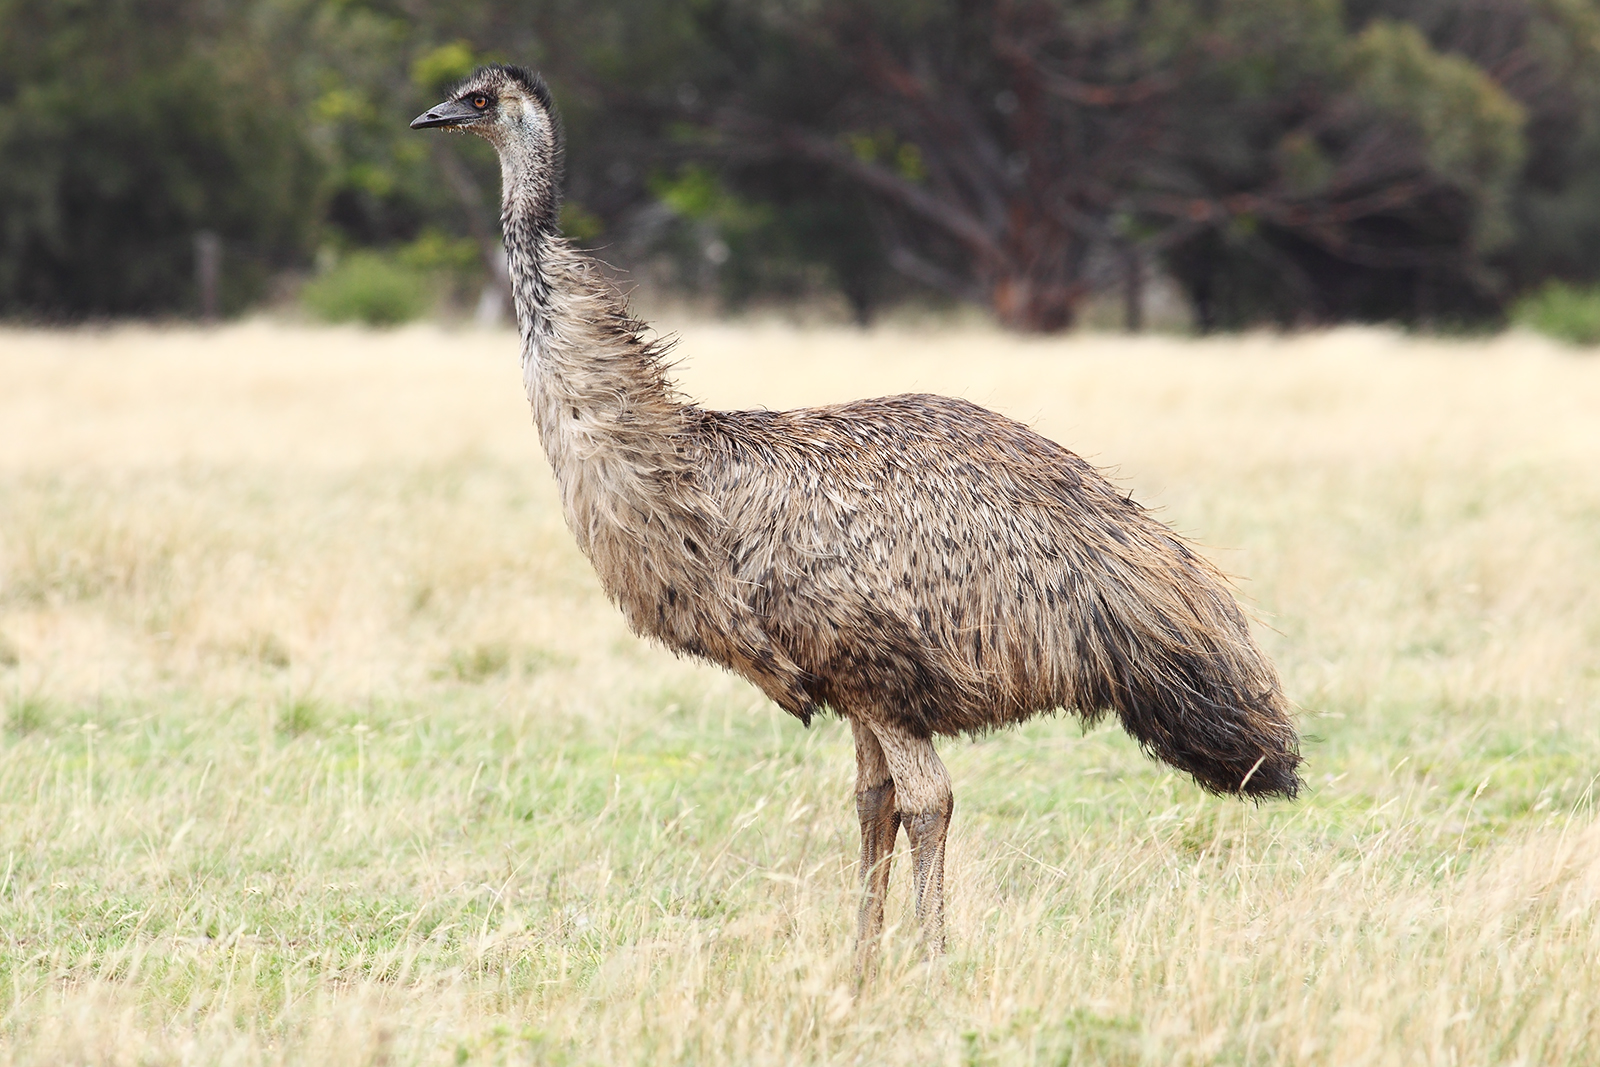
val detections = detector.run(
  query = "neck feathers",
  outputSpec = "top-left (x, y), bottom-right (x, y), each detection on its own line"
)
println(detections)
top-left (495, 145), bottom-right (681, 421)
top-left (493, 125), bottom-right (692, 550)
top-left (496, 127), bottom-right (561, 339)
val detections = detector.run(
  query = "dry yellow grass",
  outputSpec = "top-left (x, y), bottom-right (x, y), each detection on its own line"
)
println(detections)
top-left (1, 319), bottom-right (1598, 1065)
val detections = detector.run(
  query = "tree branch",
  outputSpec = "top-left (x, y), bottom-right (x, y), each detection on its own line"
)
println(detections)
top-left (992, 33), bottom-right (1177, 107)
top-left (762, 123), bottom-right (1012, 266)
top-left (887, 246), bottom-right (985, 303)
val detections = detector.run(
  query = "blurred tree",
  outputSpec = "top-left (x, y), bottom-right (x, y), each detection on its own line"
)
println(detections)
top-left (1162, 16), bottom-right (1526, 327)
top-left (1359, 0), bottom-right (1600, 296)
top-left (275, 0), bottom-right (1600, 329)
top-left (2, 0), bottom-right (1594, 330)
top-left (643, 0), bottom-right (1525, 330)
top-left (0, 0), bottom-right (317, 317)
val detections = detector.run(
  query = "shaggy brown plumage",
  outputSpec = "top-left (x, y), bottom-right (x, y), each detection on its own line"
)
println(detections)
top-left (413, 66), bottom-right (1301, 955)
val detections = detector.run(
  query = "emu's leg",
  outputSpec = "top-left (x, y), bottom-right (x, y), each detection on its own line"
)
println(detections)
top-left (870, 720), bottom-right (954, 954)
top-left (852, 717), bottom-right (900, 963)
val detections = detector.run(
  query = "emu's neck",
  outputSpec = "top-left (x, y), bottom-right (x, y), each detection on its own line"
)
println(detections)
top-left (494, 133), bottom-right (691, 553)
top-left (495, 134), bottom-right (560, 352)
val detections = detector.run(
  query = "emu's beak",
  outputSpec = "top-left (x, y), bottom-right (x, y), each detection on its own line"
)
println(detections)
top-left (410, 99), bottom-right (479, 130)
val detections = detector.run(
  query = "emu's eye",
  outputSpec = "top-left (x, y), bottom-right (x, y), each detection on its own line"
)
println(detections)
top-left (472, 95), bottom-right (488, 109)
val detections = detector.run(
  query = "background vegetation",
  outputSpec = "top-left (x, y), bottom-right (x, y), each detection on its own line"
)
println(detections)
top-left (7, 0), bottom-right (1600, 330)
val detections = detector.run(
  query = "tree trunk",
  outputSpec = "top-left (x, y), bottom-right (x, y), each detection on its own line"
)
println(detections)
top-left (990, 273), bottom-right (1076, 332)
top-left (1122, 242), bottom-right (1144, 334)
top-left (987, 206), bottom-right (1081, 332)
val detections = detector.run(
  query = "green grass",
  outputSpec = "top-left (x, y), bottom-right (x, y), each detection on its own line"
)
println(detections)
top-left (2, 682), bottom-right (1595, 1063)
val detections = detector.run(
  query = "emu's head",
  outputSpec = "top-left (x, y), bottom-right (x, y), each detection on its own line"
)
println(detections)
top-left (410, 65), bottom-right (561, 187)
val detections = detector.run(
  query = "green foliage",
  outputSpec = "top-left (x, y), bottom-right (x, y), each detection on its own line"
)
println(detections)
top-left (845, 129), bottom-right (927, 182)
top-left (397, 231), bottom-right (480, 273)
top-left (1511, 280), bottom-right (1600, 346)
top-left (558, 202), bottom-right (606, 244)
top-left (412, 40), bottom-right (481, 96)
top-left (1351, 20), bottom-right (1526, 250)
top-left (0, 0), bottom-right (317, 318)
top-left (650, 166), bottom-right (770, 233)
top-left (1276, 131), bottom-right (1336, 196)
top-left (637, 156), bottom-right (897, 317)
top-left (300, 252), bottom-right (430, 326)
top-left (5, 0), bottom-right (1600, 326)
top-left (396, 230), bottom-right (491, 309)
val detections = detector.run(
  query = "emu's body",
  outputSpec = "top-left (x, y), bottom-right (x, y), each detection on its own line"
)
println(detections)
top-left (413, 67), bottom-right (1301, 954)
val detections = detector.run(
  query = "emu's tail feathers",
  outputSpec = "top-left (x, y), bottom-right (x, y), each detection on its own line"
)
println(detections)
top-left (1077, 557), bottom-right (1302, 800)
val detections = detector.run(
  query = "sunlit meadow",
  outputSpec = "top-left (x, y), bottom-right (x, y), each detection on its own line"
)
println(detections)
top-left (1, 319), bottom-right (1598, 1064)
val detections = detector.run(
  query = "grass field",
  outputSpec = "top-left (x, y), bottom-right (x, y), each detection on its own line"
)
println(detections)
top-left (2, 319), bottom-right (1599, 1065)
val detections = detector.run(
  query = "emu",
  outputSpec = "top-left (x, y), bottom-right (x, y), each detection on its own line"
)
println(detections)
top-left (412, 66), bottom-right (1301, 956)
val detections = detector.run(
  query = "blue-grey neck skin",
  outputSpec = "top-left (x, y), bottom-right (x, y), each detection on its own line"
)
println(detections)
top-left (486, 110), bottom-right (561, 352)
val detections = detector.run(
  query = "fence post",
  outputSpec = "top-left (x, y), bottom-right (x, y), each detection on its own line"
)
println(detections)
top-left (1122, 241), bottom-right (1144, 334)
top-left (195, 231), bottom-right (221, 323)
